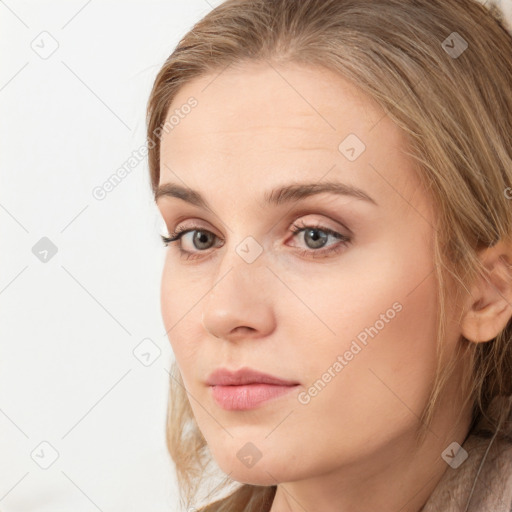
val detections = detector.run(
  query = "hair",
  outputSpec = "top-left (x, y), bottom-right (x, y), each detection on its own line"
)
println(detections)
top-left (145, 1), bottom-right (512, 510)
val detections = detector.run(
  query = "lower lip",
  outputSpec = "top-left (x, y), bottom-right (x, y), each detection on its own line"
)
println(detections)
top-left (210, 383), bottom-right (299, 410)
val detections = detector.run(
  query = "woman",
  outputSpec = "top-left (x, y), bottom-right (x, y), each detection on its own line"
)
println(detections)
top-left (146, 0), bottom-right (512, 510)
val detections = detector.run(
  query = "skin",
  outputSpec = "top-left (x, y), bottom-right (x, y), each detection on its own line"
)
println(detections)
top-left (155, 60), bottom-right (511, 512)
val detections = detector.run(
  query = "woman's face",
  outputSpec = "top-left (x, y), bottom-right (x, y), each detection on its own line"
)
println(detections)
top-left (157, 61), bottom-right (467, 486)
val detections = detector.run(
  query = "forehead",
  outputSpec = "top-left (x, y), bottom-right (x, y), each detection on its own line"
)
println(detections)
top-left (161, 60), bottom-right (388, 152)
top-left (158, 61), bottom-right (422, 213)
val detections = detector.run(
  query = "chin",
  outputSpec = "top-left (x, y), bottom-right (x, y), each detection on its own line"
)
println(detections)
top-left (209, 444), bottom-right (301, 486)
top-left (222, 464), bottom-right (284, 486)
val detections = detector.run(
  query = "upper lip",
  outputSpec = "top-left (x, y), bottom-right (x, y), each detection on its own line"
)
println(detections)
top-left (206, 367), bottom-right (300, 386)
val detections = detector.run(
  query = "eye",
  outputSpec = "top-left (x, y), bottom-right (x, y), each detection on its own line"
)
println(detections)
top-left (160, 225), bottom-right (219, 259)
top-left (160, 220), bottom-right (351, 260)
top-left (288, 219), bottom-right (351, 258)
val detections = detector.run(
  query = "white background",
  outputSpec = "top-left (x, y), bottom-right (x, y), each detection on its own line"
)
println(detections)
top-left (0, 1), bottom-right (223, 511)
top-left (1, 1), bottom-right (511, 511)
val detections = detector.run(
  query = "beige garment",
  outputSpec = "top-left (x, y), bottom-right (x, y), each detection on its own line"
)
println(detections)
top-left (421, 434), bottom-right (512, 512)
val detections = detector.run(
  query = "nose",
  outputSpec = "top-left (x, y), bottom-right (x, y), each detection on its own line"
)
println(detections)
top-left (201, 253), bottom-right (276, 342)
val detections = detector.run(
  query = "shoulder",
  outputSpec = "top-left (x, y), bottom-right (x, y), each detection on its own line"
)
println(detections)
top-left (422, 434), bottom-right (512, 512)
top-left (466, 434), bottom-right (512, 511)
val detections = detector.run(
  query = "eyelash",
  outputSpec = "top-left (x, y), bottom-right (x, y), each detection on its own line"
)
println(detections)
top-left (160, 220), bottom-right (351, 261)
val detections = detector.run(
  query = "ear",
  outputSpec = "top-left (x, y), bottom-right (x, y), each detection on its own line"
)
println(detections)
top-left (460, 239), bottom-right (512, 343)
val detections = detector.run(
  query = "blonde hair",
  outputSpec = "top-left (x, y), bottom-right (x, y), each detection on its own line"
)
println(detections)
top-left (145, 1), bottom-right (512, 510)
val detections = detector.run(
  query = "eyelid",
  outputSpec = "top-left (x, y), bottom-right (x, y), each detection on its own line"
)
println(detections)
top-left (285, 209), bottom-right (354, 237)
top-left (167, 214), bottom-right (348, 240)
top-left (177, 221), bottom-right (220, 240)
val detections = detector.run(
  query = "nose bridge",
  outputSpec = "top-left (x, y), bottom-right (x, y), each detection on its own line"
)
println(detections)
top-left (208, 234), bottom-right (267, 303)
top-left (201, 235), bottom-right (274, 339)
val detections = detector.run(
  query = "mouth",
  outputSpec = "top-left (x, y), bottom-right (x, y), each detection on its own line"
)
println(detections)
top-left (206, 366), bottom-right (300, 386)
top-left (209, 382), bottom-right (300, 411)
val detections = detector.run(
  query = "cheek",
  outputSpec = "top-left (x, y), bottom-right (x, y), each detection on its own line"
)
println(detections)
top-left (288, 249), bottom-right (440, 444)
top-left (160, 261), bottom-right (175, 343)
top-left (160, 258), bottom-right (201, 365)
top-left (295, 287), bottom-right (438, 403)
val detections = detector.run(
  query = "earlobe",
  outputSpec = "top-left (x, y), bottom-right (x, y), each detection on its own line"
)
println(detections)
top-left (460, 240), bottom-right (512, 343)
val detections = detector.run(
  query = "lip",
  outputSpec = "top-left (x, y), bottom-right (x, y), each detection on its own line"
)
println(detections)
top-left (206, 367), bottom-right (300, 386)
top-left (210, 383), bottom-right (299, 411)
top-left (206, 367), bottom-right (300, 411)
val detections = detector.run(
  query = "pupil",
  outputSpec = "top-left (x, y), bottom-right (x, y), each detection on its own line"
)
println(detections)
top-left (307, 229), bottom-right (327, 248)
top-left (195, 231), bottom-right (211, 249)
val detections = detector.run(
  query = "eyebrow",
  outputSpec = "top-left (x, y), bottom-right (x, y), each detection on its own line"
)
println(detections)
top-left (155, 181), bottom-right (378, 208)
